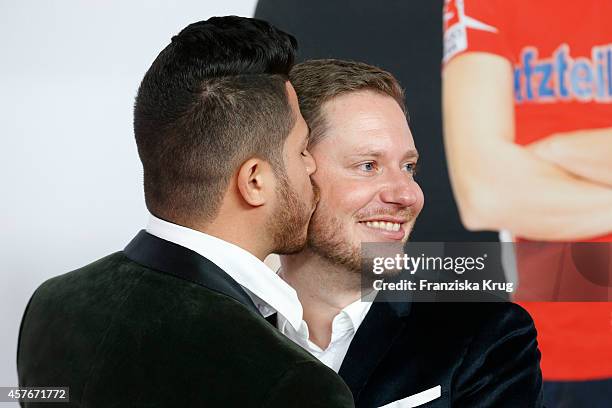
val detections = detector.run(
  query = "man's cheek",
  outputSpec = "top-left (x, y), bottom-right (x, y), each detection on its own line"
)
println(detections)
top-left (337, 185), bottom-right (373, 210)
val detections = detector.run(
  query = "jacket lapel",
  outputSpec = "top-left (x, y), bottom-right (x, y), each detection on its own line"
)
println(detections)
top-left (124, 230), bottom-right (260, 315)
top-left (338, 300), bottom-right (412, 402)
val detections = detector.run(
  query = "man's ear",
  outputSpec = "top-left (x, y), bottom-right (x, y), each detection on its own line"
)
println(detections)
top-left (236, 158), bottom-right (273, 207)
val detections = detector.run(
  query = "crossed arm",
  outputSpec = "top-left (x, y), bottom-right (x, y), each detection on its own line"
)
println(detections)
top-left (442, 52), bottom-right (612, 241)
top-left (528, 127), bottom-right (612, 187)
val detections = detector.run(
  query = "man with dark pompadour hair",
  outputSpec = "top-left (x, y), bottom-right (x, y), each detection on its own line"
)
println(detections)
top-left (277, 59), bottom-right (542, 407)
top-left (17, 18), bottom-right (354, 407)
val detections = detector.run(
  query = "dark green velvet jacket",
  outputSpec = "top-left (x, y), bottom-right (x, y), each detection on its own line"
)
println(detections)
top-left (17, 231), bottom-right (354, 407)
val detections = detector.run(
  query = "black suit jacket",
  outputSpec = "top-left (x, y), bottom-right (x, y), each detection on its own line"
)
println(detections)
top-left (17, 231), bottom-right (354, 407)
top-left (338, 301), bottom-right (543, 407)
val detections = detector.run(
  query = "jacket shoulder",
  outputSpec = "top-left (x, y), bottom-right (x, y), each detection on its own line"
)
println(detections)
top-left (18, 251), bottom-right (351, 406)
top-left (263, 360), bottom-right (354, 408)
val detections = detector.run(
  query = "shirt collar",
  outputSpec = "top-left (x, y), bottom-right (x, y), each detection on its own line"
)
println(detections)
top-left (279, 291), bottom-right (377, 347)
top-left (334, 298), bottom-right (372, 331)
top-left (332, 296), bottom-right (374, 334)
top-left (145, 214), bottom-right (303, 330)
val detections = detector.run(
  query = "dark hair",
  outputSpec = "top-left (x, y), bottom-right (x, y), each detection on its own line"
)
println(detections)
top-left (289, 59), bottom-right (406, 147)
top-left (134, 16), bottom-right (298, 224)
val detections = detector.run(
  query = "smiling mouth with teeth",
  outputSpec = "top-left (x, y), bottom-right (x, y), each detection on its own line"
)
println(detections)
top-left (363, 221), bottom-right (402, 232)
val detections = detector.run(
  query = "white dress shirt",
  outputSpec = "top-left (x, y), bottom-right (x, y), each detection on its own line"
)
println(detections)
top-left (146, 214), bottom-right (303, 331)
top-left (146, 214), bottom-right (374, 372)
top-left (279, 298), bottom-right (373, 372)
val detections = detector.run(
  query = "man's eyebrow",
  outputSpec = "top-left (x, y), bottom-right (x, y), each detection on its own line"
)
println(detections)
top-left (403, 149), bottom-right (419, 160)
top-left (346, 148), bottom-right (419, 160)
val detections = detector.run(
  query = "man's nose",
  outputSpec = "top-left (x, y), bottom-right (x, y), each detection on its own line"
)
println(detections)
top-left (304, 149), bottom-right (317, 176)
top-left (379, 171), bottom-right (419, 207)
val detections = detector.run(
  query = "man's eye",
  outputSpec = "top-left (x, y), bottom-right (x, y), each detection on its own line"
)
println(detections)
top-left (359, 162), bottom-right (376, 172)
top-left (403, 163), bottom-right (418, 175)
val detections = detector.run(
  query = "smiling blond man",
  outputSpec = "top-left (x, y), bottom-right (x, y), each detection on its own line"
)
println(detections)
top-left (278, 59), bottom-right (543, 407)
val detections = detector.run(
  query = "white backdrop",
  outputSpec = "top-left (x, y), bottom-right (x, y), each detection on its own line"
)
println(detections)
top-left (0, 0), bottom-right (258, 388)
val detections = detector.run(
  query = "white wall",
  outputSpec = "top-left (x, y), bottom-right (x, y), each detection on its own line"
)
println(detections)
top-left (0, 0), bottom-right (258, 387)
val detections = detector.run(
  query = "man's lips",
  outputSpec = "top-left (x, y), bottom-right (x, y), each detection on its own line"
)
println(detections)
top-left (357, 219), bottom-right (407, 240)
top-left (359, 216), bottom-right (407, 224)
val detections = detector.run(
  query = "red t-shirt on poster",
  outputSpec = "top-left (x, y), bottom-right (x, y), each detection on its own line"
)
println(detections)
top-left (443, 0), bottom-right (612, 381)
